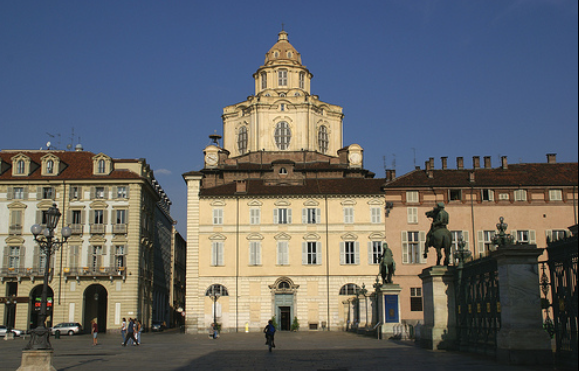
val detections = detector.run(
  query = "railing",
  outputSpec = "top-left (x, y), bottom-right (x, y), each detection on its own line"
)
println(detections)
top-left (455, 255), bottom-right (501, 355)
top-left (69, 225), bottom-right (83, 234)
top-left (90, 225), bottom-right (105, 234)
top-left (9, 225), bottom-right (22, 235)
top-left (545, 233), bottom-right (578, 368)
top-left (0, 267), bottom-right (54, 278)
top-left (64, 267), bottom-right (126, 277)
top-left (112, 224), bottom-right (127, 234)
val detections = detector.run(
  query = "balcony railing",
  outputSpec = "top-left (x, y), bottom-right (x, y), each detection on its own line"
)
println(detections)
top-left (9, 225), bottom-right (22, 235)
top-left (112, 224), bottom-right (127, 234)
top-left (64, 266), bottom-right (126, 277)
top-left (90, 224), bottom-right (105, 234)
top-left (0, 267), bottom-right (54, 279)
top-left (69, 224), bottom-right (83, 235)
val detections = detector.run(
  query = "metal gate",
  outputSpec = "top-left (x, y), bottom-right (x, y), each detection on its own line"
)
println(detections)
top-left (543, 233), bottom-right (578, 368)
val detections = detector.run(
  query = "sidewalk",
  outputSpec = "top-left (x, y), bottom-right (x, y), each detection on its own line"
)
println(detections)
top-left (0, 330), bottom-right (559, 371)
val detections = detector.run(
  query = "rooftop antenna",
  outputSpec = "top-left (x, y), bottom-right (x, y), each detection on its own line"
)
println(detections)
top-left (46, 132), bottom-right (61, 150)
top-left (66, 127), bottom-right (76, 151)
top-left (391, 154), bottom-right (396, 171)
top-left (383, 155), bottom-right (387, 177)
top-left (412, 148), bottom-right (416, 167)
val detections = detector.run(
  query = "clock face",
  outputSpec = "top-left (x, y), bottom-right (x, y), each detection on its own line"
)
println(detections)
top-left (349, 152), bottom-right (361, 164)
top-left (206, 153), bottom-right (218, 165)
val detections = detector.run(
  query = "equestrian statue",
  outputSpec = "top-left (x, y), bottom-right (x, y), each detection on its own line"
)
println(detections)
top-left (379, 243), bottom-right (396, 284)
top-left (424, 202), bottom-right (453, 266)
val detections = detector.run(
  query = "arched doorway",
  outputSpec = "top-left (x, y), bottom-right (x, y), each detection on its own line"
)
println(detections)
top-left (28, 285), bottom-right (54, 329)
top-left (269, 277), bottom-right (299, 331)
top-left (83, 284), bottom-right (108, 333)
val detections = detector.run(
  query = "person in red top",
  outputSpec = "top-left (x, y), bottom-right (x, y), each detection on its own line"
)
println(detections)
top-left (91, 319), bottom-right (98, 346)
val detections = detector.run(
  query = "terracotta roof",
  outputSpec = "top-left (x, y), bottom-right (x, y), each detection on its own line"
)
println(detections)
top-left (0, 150), bottom-right (142, 181)
top-left (200, 178), bottom-right (386, 197)
top-left (383, 163), bottom-right (578, 188)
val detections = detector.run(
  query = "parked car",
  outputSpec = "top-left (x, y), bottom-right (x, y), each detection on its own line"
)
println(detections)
top-left (50, 322), bottom-right (82, 336)
top-left (0, 325), bottom-right (24, 337)
top-left (151, 321), bottom-right (166, 332)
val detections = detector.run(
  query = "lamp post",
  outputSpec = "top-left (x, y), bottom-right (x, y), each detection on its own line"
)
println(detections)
top-left (25, 204), bottom-right (71, 351)
top-left (211, 291), bottom-right (221, 336)
top-left (359, 284), bottom-right (369, 329)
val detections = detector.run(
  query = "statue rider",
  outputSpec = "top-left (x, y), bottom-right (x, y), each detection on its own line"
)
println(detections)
top-left (425, 202), bottom-right (449, 248)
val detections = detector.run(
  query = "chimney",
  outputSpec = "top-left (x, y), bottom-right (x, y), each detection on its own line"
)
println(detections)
top-left (235, 180), bottom-right (247, 193)
top-left (546, 153), bottom-right (557, 164)
top-left (441, 157), bottom-right (448, 170)
top-left (484, 156), bottom-right (491, 169)
top-left (473, 156), bottom-right (480, 169)
top-left (429, 157), bottom-right (434, 170)
top-left (424, 161), bottom-right (434, 178)
top-left (457, 157), bottom-right (464, 170)
top-left (385, 169), bottom-right (396, 182)
top-left (501, 156), bottom-right (508, 170)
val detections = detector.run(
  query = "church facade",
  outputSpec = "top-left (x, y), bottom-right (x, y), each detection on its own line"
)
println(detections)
top-left (183, 30), bottom-right (387, 332)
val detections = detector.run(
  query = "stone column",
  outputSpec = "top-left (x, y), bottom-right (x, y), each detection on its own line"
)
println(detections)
top-left (376, 283), bottom-right (402, 338)
top-left (494, 246), bottom-right (552, 365)
top-left (419, 266), bottom-right (456, 350)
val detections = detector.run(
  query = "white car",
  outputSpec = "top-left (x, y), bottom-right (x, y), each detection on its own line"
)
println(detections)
top-left (0, 325), bottom-right (24, 337)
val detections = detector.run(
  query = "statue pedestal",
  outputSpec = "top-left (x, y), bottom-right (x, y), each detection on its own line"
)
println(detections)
top-left (17, 350), bottom-right (57, 371)
top-left (376, 283), bottom-right (402, 339)
top-left (419, 266), bottom-right (457, 350)
top-left (494, 247), bottom-right (552, 365)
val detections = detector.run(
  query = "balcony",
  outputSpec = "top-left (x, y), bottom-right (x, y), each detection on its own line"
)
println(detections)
top-left (63, 266), bottom-right (126, 281)
top-left (0, 267), bottom-right (53, 282)
top-left (112, 224), bottom-right (127, 234)
top-left (90, 224), bottom-right (105, 234)
top-left (69, 224), bottom-right (83, 235)
top-left (9, 225), bottom-right (22, 235)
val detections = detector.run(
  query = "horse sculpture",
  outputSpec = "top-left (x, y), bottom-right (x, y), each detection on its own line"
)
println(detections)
top-left (424, 203), bottom-right (453, 266)
top-left (379, 243), bottom-right (396, 284)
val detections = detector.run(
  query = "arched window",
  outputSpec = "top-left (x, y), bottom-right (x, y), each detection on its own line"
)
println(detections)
top-left (339, 283), bottom-right (360, 296)
top-left (237, 126), bottom-right (248, 155)
top-left (318, 126), bottom-right (329, 154)
top-left (279, 167), bottom-right (288, 175)
top-left (206, 284), bottom-right (229, 297)
top-left (274, 122), bottom-right (291, 150)
top-left (17, 160), bottom-right (25, 174)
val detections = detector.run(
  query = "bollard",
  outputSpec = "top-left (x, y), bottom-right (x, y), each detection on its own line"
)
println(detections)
top-left (54, 330), bottom-right (60, 339)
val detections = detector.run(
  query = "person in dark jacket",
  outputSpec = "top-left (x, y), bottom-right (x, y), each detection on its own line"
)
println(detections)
top-left (263, 320), bottom-right (276, 351)
top-left (122, 318), bottom-right (139, 346)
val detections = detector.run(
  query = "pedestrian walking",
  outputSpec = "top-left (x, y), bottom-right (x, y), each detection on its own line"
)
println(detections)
top-left (263, 320), bottom-right (276, 352)
top-left (121, 318), bottom-right (126, 344)
top-left (136, 319), bottom-right (142, 344)
top-left (122, 318), bottom-right (139, 346)
top-left (91, 319), bottom-right (98, 346)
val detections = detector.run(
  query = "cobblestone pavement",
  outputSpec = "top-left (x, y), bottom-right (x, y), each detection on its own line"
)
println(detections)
top-left (0, 329), bottom-right (563, 371)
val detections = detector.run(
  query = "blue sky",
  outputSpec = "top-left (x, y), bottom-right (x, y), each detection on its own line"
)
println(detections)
top-left (1, 1), bottom-right (577, 235)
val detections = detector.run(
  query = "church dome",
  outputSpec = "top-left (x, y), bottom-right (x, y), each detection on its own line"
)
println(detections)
top-left (264, 30), bottom-right (302, 66)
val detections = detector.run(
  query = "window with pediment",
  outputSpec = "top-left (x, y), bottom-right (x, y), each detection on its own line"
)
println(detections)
top-left (93, 154), bottom-right (112, 175)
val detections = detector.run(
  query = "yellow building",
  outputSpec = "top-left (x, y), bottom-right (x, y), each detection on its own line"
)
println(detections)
top-left (184, 30), bottom-right (387, 333)
top-left (0, 148), bottom-right (183, 333)
top-left (381, 155), bottom-right (578, 324)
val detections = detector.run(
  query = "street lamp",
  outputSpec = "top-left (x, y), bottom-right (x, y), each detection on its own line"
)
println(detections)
top-left (211, 290), bottom-right (221, 337)
top-left (25, 204), bottom-right (71, 351)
